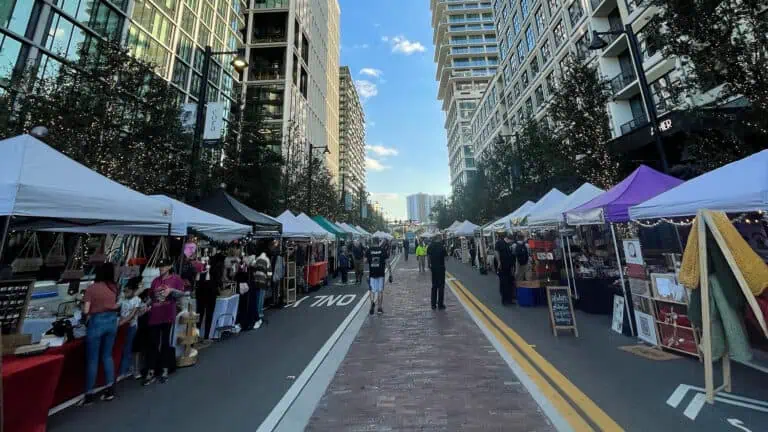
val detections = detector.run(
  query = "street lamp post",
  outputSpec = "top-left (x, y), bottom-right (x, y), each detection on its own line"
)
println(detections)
top-left (187, 45), bottom-right (248, 201)
top-left (306, 143), bottom-right (330, 212)
top-left (589, 26), bottom-right (669, 173)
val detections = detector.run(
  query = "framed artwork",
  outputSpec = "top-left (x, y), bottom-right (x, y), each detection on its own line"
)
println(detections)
top-left (629, 278), bottom-right (651, 297)
top-left (623, 239), bottom-right (644, 265)
top-left (651, 273), bottom-right (688, 303)
top-left (612, 295), bottom-right (625, 334)
top-left (632, 294), bottom-right (654, 315)
top-left (635, 311), bottom-right (658, 346)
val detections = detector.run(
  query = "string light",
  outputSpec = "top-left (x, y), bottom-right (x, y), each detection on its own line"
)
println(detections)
top-left (633, 212), bottom-right (763, 228)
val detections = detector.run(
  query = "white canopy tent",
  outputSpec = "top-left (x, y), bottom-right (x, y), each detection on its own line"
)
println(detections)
top-left (337, 223), bottom-right (361, 238)
top-left (527, 184), bottom-right (605, 227)
top-left (372, 231), bottom-right (394, 240)
top-left (355, 225), bottom-right (372, 237)
top-left (445, 221), bottom-right (462, 233)
top-left (153, 195), bottom-right (250, 241)
top-left (297, 213), bottom-right (335, 240)
top-left (630, 149), bottom-right (768, 219)
top-left (276, 210), bottom-right (315, 239)
top-left (0, 135), bottom-right (173, 235)
top-left (511, 189), bottom-right (566, 229)
top-left (453, 220), bottom-right (480, 237)
top-left (486, 201), bottom-right (535, 234)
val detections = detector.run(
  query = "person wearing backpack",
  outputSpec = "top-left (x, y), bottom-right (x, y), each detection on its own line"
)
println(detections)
top-left (514, 234), bottom-right (529, 283)
top-left (250, 252), bottom-right (271, 329)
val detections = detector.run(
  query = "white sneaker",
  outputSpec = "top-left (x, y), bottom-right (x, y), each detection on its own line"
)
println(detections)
top-left (253, 320), bottom-right (263, 329)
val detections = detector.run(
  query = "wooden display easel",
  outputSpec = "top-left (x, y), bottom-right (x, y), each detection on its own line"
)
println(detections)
top-left (283, 249), bottom-right (297, 305)
top-left (696, 210), bottom-right (768, 403)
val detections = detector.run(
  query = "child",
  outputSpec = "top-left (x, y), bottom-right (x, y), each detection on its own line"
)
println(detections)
top-left (118, 277), bottom-right (144, 379)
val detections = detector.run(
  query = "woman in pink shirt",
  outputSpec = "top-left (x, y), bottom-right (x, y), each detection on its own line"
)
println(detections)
top-left (143, 258), bottom-right (186, 385)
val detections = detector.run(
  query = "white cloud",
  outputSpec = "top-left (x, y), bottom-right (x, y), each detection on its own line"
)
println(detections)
top-left (370, 192), bottom-right (398, 200)
top-left (367, 121), bottom-right (376, 128)
top-left (366, 144), bottom-right (398, 157)
top-left (354, 80), bottom-right (378, 100)
top-left (360, 68), bottom-right (383, 78)
top-left (366, 157), bottom-right (391, 172)
top-left (384, 35), bottom-right (426, 55)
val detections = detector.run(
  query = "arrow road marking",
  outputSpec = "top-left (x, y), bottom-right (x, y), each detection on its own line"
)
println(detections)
top-left (728, 418), bottom-right (753, 432)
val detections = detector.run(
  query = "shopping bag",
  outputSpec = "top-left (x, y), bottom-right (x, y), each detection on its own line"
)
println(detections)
top-left (11, 233), bottom-right (43, 273)
top-left (45, 233), bottom-right (66, 267)
top-left (239, 283), bottom-right (250, 295)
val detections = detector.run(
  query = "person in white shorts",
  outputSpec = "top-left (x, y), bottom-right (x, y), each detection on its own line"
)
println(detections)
top-left (366, 237), bottom-right (389, 315)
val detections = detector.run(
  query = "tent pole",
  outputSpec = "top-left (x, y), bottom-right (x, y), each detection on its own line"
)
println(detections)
top-left (566, 234), bottom-right (578, 299)
top-left (611, 223), bottom-right (635, 336)
top-left (0, 215), bottom-right (11, 264)
top-left (560, 232), bottom-right (572, 296)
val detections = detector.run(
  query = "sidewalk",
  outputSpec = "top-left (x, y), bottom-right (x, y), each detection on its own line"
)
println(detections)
top-left (306, 257), bottom-right (555, 431)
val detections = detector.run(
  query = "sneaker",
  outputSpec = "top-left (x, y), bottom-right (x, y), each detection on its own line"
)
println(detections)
top-left (100, 386), bottom-right (115, 401)
top-left (377, 307), bottom-right (384, 314)
top-left (80, 394), bottom-right (95, 407)
top-left (253, 319), bottom-right (263, 329)
top-left (160, 369), bottom-right (169, 384)
top-left (369, 303), bottom-right (375, 315)
top-left (143, 375), bottom-right (156, 386)
top-left (438, 305), bottom-right (446, 310)
top-left (431, 305), bottom-right (437, 310)
top-left (133, 371), bottom-right (143, 380)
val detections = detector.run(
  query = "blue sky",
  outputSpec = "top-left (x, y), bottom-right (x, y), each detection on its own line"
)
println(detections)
top-left (338, 0), bottom-right (450, 220)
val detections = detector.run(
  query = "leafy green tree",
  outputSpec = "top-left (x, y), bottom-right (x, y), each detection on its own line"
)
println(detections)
top-left (0, 39), bottom-right (190, 198)
top-left (430, 200), bottom-right (454, 230)
top-left (548, 57), bottom-right (621, 188)
top-left (649, 0), bottom-right (767, 170)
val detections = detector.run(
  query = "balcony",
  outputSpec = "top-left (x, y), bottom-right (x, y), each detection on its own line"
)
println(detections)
top-left (620, 113), bottom-right (648, 135)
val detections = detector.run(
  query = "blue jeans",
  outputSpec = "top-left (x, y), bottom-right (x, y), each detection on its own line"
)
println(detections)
top-left (118, 324), bottom-right (137, 377)
top-left (257, 286), bottom-right (266, 319)
top-left (85, 312), bottom-right (118, 394)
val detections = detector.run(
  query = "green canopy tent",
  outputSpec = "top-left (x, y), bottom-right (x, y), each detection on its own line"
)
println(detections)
top-left (312, 215), bottom-right (348, 241)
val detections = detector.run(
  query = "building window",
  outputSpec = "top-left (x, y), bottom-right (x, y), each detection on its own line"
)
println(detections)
top-left (503, 64), bottom-right (512, 85)
top-left (2, 0), bottom-right (35, 37)
top-left (548, 0), bottom-right (560, 14)
top-left (521, 0), bottom-right (530, 17)
top-left (535, 8), bottom-right (547, 33)
top-left (575, 31), bottom-right (592, 60)
top-left (553, 21), bottom-right (565, 46)
top-left (513, 82), bottom-right (521, 99)
top-left (535, 85), bottom-right (545, 107)
top-left (500, 39), bottom-right (507, 58)
top-left (513, 13), bottom-right (521, 34)
top-left (530, 55), bottom-right (540, 77)
top-left (525, 97), bottom-right (533, 117)
top-left (521, 69), bottom-right (529, 88)
top-left (525, 26), bottom-right (536, 51)
top-left (546, 72), bottom-right (556, 93)
top-left (517, 40), bottom-right (526, 62)
top-left (568, 0), bottom-right (584, 27)
top-left (541, 39), bottom-right (552, 64)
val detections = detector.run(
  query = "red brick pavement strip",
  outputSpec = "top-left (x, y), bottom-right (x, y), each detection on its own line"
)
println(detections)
top-left (306, 259), bottom-right (555, 431)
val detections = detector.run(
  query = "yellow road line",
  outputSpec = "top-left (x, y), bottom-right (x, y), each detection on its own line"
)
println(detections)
top-left (448, 279), bottom-right (594, 431)
top-left (448, 274), bottom-right (624, 432)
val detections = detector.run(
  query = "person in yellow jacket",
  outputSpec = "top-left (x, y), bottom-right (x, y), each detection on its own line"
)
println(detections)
top-left (415, 241), bottom-right (428, 273)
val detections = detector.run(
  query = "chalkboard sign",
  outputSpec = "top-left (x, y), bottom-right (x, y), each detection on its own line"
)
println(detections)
top-left (546, 286), bottom-right (578, 337)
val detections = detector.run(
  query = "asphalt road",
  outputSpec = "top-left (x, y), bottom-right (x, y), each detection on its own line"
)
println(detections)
top-left (447, 260), bottom-right (768, 432)
top-left (48, 277), bottom-right (370, 432)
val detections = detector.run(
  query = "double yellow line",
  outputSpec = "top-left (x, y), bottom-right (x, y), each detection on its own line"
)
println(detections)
top-left (447, 274), bottom-right (623, 432)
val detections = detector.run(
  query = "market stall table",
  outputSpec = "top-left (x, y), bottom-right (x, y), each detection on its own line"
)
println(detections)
top-left (574, 277), bottom-right (619, 315)
top-left (2, 353), bottom-right (64, 432)
top-left (304, 261), bottom-right (328, 287)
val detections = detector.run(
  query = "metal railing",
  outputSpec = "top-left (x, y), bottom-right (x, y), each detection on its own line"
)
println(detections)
top-left (609, 69), bottom-right (637, 93)
top-left (620, 113), bottom-right (648, 134)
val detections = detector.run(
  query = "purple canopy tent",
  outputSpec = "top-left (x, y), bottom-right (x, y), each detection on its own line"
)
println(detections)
top-left (564, 165), bottom-right (684, 337)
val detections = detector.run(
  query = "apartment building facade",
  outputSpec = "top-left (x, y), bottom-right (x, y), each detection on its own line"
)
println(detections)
top-left (241, 0), bottom-right (340, 179)
top-left (430, 0), bottom-right (499, 189)
top-left (469, 0), bottom-right (695, 168)
top-left (1, 0), bottom-right (244, 116)
top-left (407, 193), bottom-right (446, 223)
top-left (338, 66), bottom-right (366, 201)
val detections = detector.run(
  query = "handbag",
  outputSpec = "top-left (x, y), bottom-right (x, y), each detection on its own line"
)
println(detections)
top-left (11, 233), bottom-right (44, 273)
top-left (45, 233), bottom-right (67, 267)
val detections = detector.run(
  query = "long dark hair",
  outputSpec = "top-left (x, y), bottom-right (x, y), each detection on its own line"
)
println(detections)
top-left (94, 262), bottom-right (117, 291)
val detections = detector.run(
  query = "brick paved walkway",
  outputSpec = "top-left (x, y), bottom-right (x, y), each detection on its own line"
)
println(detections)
top-left (306, 257), bottom-right (555, 431)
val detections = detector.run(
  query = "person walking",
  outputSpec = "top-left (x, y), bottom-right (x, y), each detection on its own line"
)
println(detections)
top-left (469, 240), bottom-right (477, 268)
top-left (427, 236), bottom-right (448, 310)
top-left (144, 259), bottom-right (186, 386)
top-left (403, 238), bottom-right (410, 262)
top-left (338, 245), bottom-right (350, 284)
top-left (513, 234), bottom-right (529, 283)
top-left (495, 233), bottom-right (516, 305)
top-left (367, 237), bottom-right (389, 315)
top-left (351, 240), bottom-right (365, 285)
top-left (81, 263), bottom-right (120, 405)
top-left (416, 241), bottom-right (427, 273)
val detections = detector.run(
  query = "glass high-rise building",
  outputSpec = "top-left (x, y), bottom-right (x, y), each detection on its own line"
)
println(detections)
top-left (407, 193), bottom-right (446, 223)
top-left (430, 0), bottom-right (498, 189)
top-left (1, 1), bottom-right (244, 120)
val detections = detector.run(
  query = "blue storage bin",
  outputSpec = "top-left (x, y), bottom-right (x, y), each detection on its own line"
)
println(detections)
top-left (518, 287), bottom-right (539, 307)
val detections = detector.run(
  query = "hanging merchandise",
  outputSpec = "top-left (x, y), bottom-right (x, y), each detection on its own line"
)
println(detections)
top-left (128, 237), bottom-right (147, 266)
top-left (142, 237), bottom-right (169, 288)
top-left (119, 237), bottom-right (143, 280)
top-left (88, 235), bottom-right (109, 264)
top-left (45, 233), bottom-right (67, 267)
top-left (61, 237), bottom-right (85, 281)
top-left (11, 233), bottom-right (43, 273)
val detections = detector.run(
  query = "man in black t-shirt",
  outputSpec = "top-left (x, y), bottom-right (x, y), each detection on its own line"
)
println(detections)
top-left (366, 237), bottom-right (389, 315)
top-left (427, 236), bottom-right (448, 310)
top-left (495, 233), bottom-right (516, 305)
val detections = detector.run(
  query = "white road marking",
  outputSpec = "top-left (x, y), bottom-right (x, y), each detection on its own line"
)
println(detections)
top-left (684, 393), bottom-right (706, 420)
top-left (291, 296), bottom-right (311, 308)
top-left (728, 418), bottom-right (753, 432)
top-left (336, 294), bottom-right (356, 306)
top-left (668, 384), bottom-right (768, 421)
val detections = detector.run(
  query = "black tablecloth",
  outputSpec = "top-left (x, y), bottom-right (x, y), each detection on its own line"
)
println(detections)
top-left (574, 277), bottom-right (620, 315)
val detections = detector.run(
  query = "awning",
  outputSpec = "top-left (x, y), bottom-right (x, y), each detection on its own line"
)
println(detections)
top-left (313, 216), bottom-right (347, 239)
top-left (193, 188), bottom-right (281, 235)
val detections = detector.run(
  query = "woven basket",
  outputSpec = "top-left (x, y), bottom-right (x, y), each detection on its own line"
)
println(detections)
top-left (11, 233), bottom-right (43, 273)
top-left (45, 234), bottom-right (66, 267)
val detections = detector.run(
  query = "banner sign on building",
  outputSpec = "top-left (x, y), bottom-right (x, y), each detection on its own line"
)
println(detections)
top-left (180, 103), bottom-right (196, 134)
top-left (203, 102), bottom-right (226, 147)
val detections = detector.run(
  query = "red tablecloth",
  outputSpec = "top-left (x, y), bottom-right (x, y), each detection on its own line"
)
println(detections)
top-left (304, 261), bottom-right (328, 287)
top-left (47, 323), bottom-right (129, 406)
top-left (2, 353), bottom-right (64, 432)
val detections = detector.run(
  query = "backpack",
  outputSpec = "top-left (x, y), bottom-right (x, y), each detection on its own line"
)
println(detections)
top-left (515, 243), bottom-right (529, 265)
top-left (253, 258), bottom-right (269, 284)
